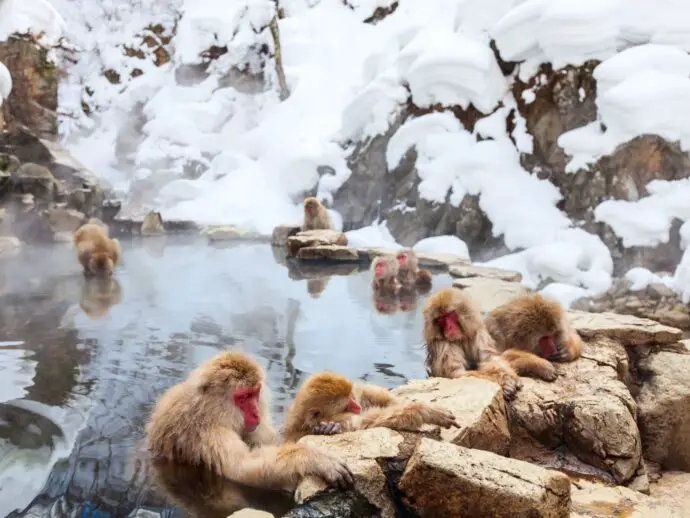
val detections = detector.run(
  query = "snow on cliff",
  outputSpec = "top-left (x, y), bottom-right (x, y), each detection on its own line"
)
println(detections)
top-left (2, 0), bottom-right (690, 303)
top-left (0, 61), bottom-right (11, 105)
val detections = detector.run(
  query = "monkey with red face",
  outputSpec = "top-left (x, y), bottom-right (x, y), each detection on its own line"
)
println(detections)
top-left (396, 249), bottom-right (433, 295)
top-left (146, 351), bottom-right (353, 491)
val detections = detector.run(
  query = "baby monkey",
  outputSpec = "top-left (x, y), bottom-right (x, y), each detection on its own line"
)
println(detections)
top-left (282, 372), bottom-right (458, 442)
top-left (74, 222), bottom-right (122, 278)
top-left (302, 197), bottom-right (332, 231)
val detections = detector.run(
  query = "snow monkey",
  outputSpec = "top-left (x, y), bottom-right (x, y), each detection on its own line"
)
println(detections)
top-left (302, 197), bottom-right (332, 231)
top-left (371, 255), bottom-right (400, 296)
top-left (79, 277), bottom-right (122, 319)
top-left (396, 249), bottom-right (433, 294)
top-left (146, 351), bottom-right (354, 491)
top-left (141, 210), bottom-right (165, 235)
top-left (484, 293), bottom-right (583, 381)
top-left (422, 287), bottom-right (526, 399)
top-left (74, 222), bottom-right (122, 278)
top-left (282, 372), bottom-right (458, 442)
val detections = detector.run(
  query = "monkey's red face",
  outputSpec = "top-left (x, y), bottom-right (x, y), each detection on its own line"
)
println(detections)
top-left (537, 333), bottom-right (558, 358)
top-left (233, 385), bottom-right (261, 432)
top-left (374, 262), bottom-right (387, 278)
top-left (344, 395), bottom-right (362, 415)
top-left (437, 311), bottom-right (461, 341)
top-left (397, 253), bottom-right (407, 266)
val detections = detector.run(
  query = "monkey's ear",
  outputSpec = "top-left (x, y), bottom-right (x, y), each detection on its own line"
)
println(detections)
top-left (306, 408), bottom-right (321, 423)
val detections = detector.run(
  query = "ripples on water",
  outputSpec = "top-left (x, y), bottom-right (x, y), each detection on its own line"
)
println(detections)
top-left (0, 238), bottom-right (454, 517)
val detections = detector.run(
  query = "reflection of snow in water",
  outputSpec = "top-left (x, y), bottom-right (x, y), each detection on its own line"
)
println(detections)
top-left (0, 342), bottom-right (36, 403)
top-left (0, 398), bottom-right (89, 516)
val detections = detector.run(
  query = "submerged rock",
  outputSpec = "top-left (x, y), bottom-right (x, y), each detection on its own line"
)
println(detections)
top-left (399, 438), bottom-right (571, 517)
top-left (271, 224), bottom-right (301, 246)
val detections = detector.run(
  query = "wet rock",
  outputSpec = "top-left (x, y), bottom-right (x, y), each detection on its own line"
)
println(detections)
top-left (0, 36), bottom-right (58, 138)
top-left (296, 428), bottom-right (403, 518)
top-left (297, 246), bottom-right (360, 262)
top-left (568, 310), bottom-right (683, 346)
top-left (286, 490), bottom-right (378, 518)
top-left (392, 377), bottom-right (510, 455)
top-left (202, 224), bottom-right (262, 241)
top-left (11, 163), bottom-right (58, 200)
top-left (572, 482), bottom-right (681, 518)
top-left (452, 276), bottom-right (530, 312)
top-left (509, 338), bottom-right (641, 484)
top-left (44, 207), bottom-right (84, 235)
top-left (0, 152), bottom-right (20, 173)
top-left (449, 264), bottom-right (523, 282)
top-left (0, 236), bottom-right (21, 258)
top-left (637, 346), bottom-right (690, 472)
top-left (287, 230), bottom-right (348, 258)
top-left (650, 471), bottom-right (690, 516)
top-left (398, 438), bottom-right (571, 517)
top-left (271, 224), bottom-right (301, 246)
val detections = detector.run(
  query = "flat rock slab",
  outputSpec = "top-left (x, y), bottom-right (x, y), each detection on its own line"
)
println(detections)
top-left (297, 245), bottom-right (360, 262)
top-left (392, 377), bottom-right (510, 455)
top-left (638, 350), bottom-right (690, 471)
top-left (287, 230), bottom-right (348, 258)
top-left (202, 224), bottom-right (265, 241)
top-left (399, 438), bottom-right (571, 518)
top-left (296, 428), bottom-right (403, 518)
top-left (449, 264), bottom-right (522, 282)
top-left (453, 277), bottom-right (530, 313)
top-left (572, 483), bottom-right (681, 517)
top-left (509, 338), bottom-right (642, 484)
top-left (568, 310), bottom-right (683, 346)
top-left (650, 471), bottom-right (690, 516)
top-left (271, 224), bottom-right (301, 246)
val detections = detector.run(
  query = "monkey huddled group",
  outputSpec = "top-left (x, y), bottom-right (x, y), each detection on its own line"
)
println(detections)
top-left (370, 250), bottom-right (433, 314)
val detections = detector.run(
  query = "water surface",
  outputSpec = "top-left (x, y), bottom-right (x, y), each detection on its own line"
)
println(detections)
top-left (0, 238), bottom-right (453, 517)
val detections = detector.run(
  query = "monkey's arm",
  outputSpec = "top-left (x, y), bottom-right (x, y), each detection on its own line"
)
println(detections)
top-left (246, 422), bottom-right (280, 447)
top-left (550, 328), bottom-right (583, 362)
top-left (200, 430), bottom-right (352, 491)
top-left (469, 355), bottom-right (523, 400)
top-left (358, 403), bottom-right (457, 431)
top-left (354, 383), bottom-right (396, 409)
top-left (500, 349), bottom-right (557, 381)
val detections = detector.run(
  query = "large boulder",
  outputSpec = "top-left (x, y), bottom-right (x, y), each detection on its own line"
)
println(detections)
top-left (286, 230), bottom-right (348, 258)
top-left (392, 377), bottom-right (511, 455)
top-left (398, 438), bottom-right (571, 517)
top-left (508, 338), bottom-right (642, 484)
top-left (568, 310), bottom-right (683, 346)
top-left (637, 343), bottom-right (690, 471)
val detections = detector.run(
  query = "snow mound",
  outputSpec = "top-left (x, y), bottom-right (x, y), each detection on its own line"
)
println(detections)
top-left (413, 235), bottom-right (470, 260)
top-left (625, 267), bottom-right (674, 291)
top-left (0, 0), bottom-right (66, 45)
top-left (345, 223), bottom-right (401, 249)
top-left (0, 62), bottom-right (11, 105)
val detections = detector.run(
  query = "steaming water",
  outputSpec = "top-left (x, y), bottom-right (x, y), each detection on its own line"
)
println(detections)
top-left (0, 238), bottom-right (454, 517)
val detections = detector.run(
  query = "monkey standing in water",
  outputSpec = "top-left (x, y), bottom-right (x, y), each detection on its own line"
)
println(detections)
top-left (484, 293), bottom-right (583, 381)
top-left (281, 371), bottom-right (458, 442)
top-left (146, 351), bottom-right (353, 491)
top-left (396, 249), bottom-right (433, 294)
top-left (302, 197), bottom-right (332, 231)
top-left (422, 287), bottom-right (529, 399)
top-left (74, 223), bottom-right (122, 277)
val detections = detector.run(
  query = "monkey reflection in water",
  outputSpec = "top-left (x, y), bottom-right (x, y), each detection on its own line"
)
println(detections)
top-left (79, 277), bottom-right (122, 319)
top-left (151, 459), bottom-right (294, 518)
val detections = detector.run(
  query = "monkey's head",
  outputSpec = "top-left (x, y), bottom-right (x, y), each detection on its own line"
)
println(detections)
top-left (415, 270), bottom-right (433, 294)
top-left (293, 372), bottom-right (361, 428)
top-left (303, 197), bottom-right (321, 217)
top-left (195, 351), bottom-right (264, 432)
top-left (509, 293), bottom-right (564, 357)
top-left (423, 287), bottom-right (481, 344)
top-left (396, 249), bottom-right (417, 271)
top-left (88, 253), bottom-right (115, 277)
top-left (371, 256), bottom-right (398, 279)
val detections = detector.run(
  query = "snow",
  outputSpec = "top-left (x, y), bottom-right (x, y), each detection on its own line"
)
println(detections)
top-left (345, 223), bottom-right (401, 249)
top-left (0, 0), bottom-right (66, 45)
top-left (0, 0), bottom-right (680, 299)
top-left (625, 267), bottom-right (673, 291)
top-left (0, 61), bottom-right (11, 105)
top-left (414, 235), bottom-right (470, 260)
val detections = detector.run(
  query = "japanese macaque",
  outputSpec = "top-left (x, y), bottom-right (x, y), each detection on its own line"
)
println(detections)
top-left (484, 293), bottom-right (583, 381)
top-left (422, 287), bottom-right (524, 399)
top-left (396, 249), bottom-right (433, 294)
top-left (151, 459), bottom-right (294, 518)
top-left (282, 372), bottom-right (458, 442)
top-left (74, 222), bottom-right (122, 277)
top-left (306, 278), bottom-right (329, 299)
top-left (141, 210), bottom-right (165, 235)
top-left (146, 351), bottom-right (353, 492)
top-left (302, 197), bottom-right (332, 231)
top-left (79, 277), bottom-right (122, 319)
top-left (371, 255), bottom-right (400, 296)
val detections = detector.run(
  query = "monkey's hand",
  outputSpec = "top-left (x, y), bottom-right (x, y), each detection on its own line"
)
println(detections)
top-left (548, 344), bottom-right (574, 363)
top-left (312, 421), bottom-right (342, 436)
top-left (307, 451), bottom-right (354, 490)
top-left (501, 375), bottom-right (523, 401)
top-left (420, 405), bottom-right (459, 428)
